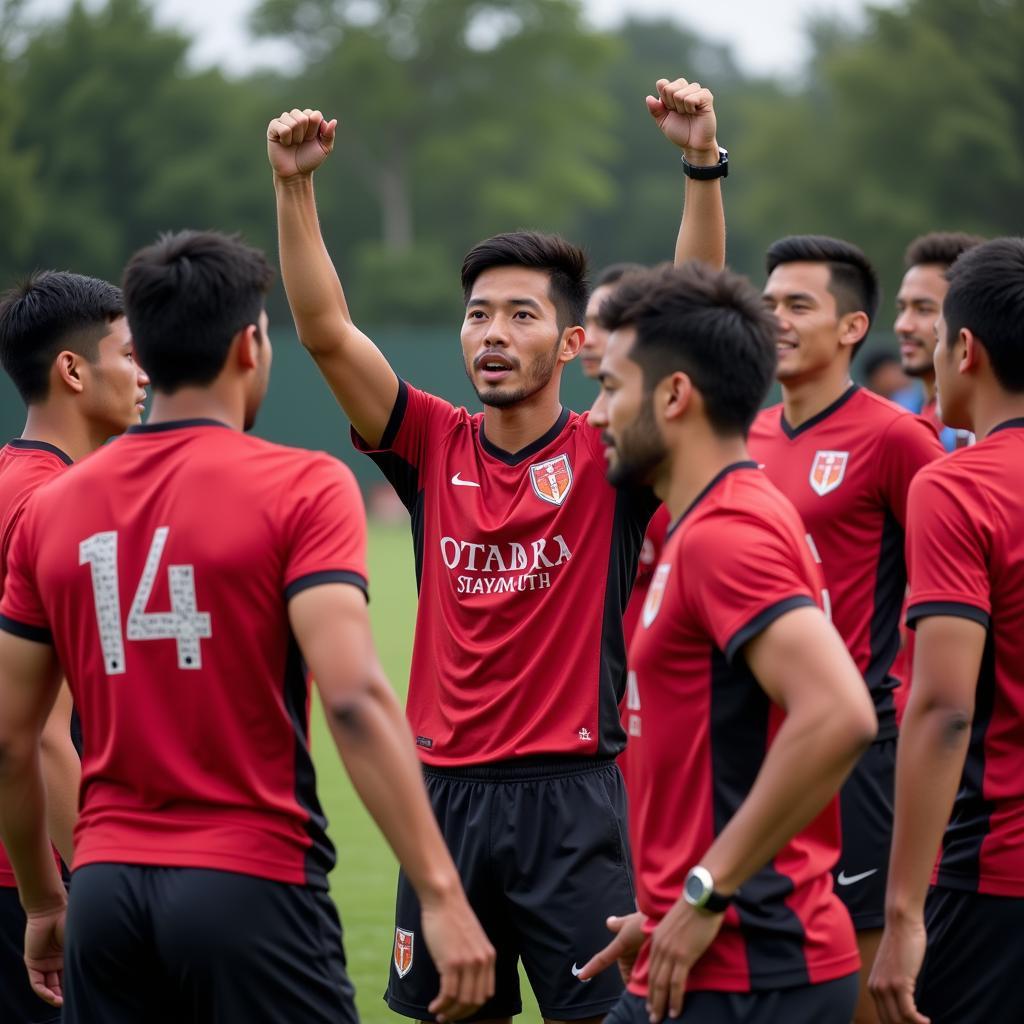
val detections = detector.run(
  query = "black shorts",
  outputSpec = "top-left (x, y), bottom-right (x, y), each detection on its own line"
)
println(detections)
top-left (63, 864), bottom-right (356, 1024)
top-left (0, 885), bottom-right (62, 1024)
top-left (604, 975), bottom-right (858, 1024)
top-left (386, 757), bottom-right (635, 1021)
top-left (916, 886), bottom-right (1024, 1023)
top-left (833, 737), bottom-right (895, 930)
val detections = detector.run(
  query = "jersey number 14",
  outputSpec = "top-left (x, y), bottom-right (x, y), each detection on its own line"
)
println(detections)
top-left (80, 527), bottom-right (212, 675)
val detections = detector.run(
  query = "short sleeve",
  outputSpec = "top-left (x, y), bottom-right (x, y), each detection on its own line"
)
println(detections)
top-left (351, 379), bottom-right (460, 509)
top-left (682, 512), bottom-right (820, 663)
top-left (282, 456), bottom-right (370, 603)
top-left (0, 499), bottom-right (52, 643)
top-left (905, 467), bottom-right (991, 630)
top-left (878, 412), bottom-right (945, 527)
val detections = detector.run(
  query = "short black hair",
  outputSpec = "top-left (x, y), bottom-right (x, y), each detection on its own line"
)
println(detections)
top-left (0, 271), bottom-right (123, 403)
top-left (123, 231), bottom-right (275, 394)
top-left (766, 235), bottom-right (880, 358)
top-left (598, 261), bottom-right (777, 437)
top-left (461, 231), bottom-right (588, 331)
top-left (862, 350), bottom-right (901, 379)
top-left (943, 237), bottom-right (1024, 393)
top-left (905, 231), bottom-right (985, 270)
top-left (594, 262), bottom-right (645, 290)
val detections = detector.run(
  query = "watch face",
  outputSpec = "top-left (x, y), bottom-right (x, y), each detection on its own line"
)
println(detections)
top-left (684, 872), bottom-right (707, 905)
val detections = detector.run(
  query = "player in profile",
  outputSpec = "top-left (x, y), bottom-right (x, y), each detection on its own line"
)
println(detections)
top-left (892, 231), bottom-right (984, 451)
top-left (0, 270), bottom-right (149, 1024)
top-left (746, 236), bottom-right (944, 1024)
top-left (268, 75), bottom-right (725, 1024)
top-left (869, 238), bottom-right (1024, 1024)
top-left (579, 261), bottom-right (876, 1023)
top-left (0, 231), bottom-right (493, 1023)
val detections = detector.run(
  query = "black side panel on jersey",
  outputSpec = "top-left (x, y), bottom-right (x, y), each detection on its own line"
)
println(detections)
top-left (597, 487), bottom-right (658, 757)
top-left (867, 509), bottom-right (905, 740)
top-left (936, 630), bottom-right (997, 891)
top-left (282, 631), bottom-right (336, 888)
top-left (710, 649), bottom-right (810, 989)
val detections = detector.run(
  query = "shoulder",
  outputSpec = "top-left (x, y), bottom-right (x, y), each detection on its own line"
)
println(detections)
top-left (749, 403), bottom-right (782, 440)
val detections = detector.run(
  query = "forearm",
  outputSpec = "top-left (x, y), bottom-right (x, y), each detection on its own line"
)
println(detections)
top-left (885, 700), bottom-right (969, 922)
top-left (40, 736), bottom-right (79, 867)
top-left (701, 709), bottom-right (869, 895)
top-left (674, 146), bottom-right (725, 270)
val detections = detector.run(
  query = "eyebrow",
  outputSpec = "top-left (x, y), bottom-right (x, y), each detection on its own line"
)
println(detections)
top-left (467, 296), bottom-right (544, 311)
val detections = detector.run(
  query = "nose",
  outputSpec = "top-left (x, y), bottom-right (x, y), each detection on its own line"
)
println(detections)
top-left (894, 309), bottom-right (914, 336)
top-left (590, 388), bottom-right (608, 427)
top-left (137, 365), bottom-right (151, 386)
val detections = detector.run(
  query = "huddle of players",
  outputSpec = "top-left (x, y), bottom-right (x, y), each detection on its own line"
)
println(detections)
top-left (0, 76), bottom-right (1020, 1024)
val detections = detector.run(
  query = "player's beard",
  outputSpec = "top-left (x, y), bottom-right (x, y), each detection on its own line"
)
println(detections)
top-left (606, 395), bottom-right (667, 489)
top-left (470, 336), bottom-right (561, 409)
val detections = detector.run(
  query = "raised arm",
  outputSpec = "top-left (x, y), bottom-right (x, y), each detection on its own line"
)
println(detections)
top-left (648, 77), bottom-right (726, 270)
top-left (268, 109), bottom-right (399, 447)
top-left (289, 583), bottom-right (494, 1023)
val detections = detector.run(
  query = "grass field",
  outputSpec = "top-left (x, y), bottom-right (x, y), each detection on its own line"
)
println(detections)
top-left (311, 522), bottom-right (542, 1022)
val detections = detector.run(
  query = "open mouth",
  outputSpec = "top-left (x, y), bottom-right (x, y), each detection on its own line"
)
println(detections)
top-left (475, 352), bottom-right (516, 383)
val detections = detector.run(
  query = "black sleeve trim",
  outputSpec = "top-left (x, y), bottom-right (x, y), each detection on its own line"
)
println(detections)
top-left (379, 378), bottom-right (410, 451)
top-left (724, 595), bottom-right (817, 663)
top-left (0, 614), bottom-right (53, 644)
top-left (906, 601), bottom-right (990, 631)
top-left (285, 571), bottom-right (369, 603)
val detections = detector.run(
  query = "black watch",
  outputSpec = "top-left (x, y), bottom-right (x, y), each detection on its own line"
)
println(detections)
top-left (681, 146), bottom-right (728, 180)
top-left (683, 865), bottom-right (733, 913)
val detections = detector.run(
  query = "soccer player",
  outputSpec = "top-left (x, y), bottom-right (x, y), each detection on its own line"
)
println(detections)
top-left (0, 231), bottom-right (493, 1023)
top-left (268, 75), bottom-right (725, 1024)
top-left (746, 236), bottom-right (945, 1023)
top-left (869, 238), bottom-right (1024, 1024)
top-left (0, 270), bottom-right (148, 1024)
top-left (579, 261), bottom-right (876, 1023)
top-left (893, 231), bottom-right (984, 451)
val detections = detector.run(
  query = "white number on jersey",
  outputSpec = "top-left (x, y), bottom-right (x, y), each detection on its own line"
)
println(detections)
top-left (80, 527), bottom-right (212, 675)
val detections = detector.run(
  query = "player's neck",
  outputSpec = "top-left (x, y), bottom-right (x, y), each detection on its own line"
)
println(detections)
top-left (481, 388), bottom-right (564, 454)
top-left (969, 385), bottom-right (1024, 440)
top-left (658, 432), bottom-right (750, 524)
top-left (147, 390), bottom-right (243, 431)
top-left (20, 405), bottom-right (104, 463)
top-left (781, 363), bottom-right (854, 430)
top-left (920, 373), bottom-right (937, 406)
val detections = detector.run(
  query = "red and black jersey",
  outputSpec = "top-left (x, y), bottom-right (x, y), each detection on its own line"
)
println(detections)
top-left (626, 462), bottom-right (858, 995)
top-left (0, 420), bottom-right (367, 889)
top-left (749, 386), bottom-right (943, 738)
top-left (0, 440), bottom-right (72, 887)
top-left (905, 419), bottom-right (1024, 897)
top-left (622, 503), bottom-right (670, 646)
top-left (354, 380), bottom-right (656, 766)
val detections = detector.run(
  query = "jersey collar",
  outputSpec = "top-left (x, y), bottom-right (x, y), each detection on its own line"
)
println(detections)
top-left (987, 417), bottom-right (1024, 437)
top-left (7, 438), bottom-right (74, 466)
top-left (127, 418), bottom-right (233, 434)
top-left (666, 460), bottom-right (760, 540)
top-left (781, 384), bottom-right (859, 439)
top-left (479, 406), bottom-right (571, 466)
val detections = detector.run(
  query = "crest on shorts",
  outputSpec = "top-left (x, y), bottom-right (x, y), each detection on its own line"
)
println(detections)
top-left (809, 450), bottom-right (849, 497)
top-left (642, 564), bottom-right (671, 628)
top-left (529, 454), bottom-right (573, 506)
top-left (394, 928), bottom-right (414, 978)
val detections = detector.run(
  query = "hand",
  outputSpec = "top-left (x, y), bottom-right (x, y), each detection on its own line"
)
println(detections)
top-left (869, 917), bottom-right (931, 1024)
top-left (24, 902), bottom-right (66, 1008)
top-left (420, 889), bottom-right (496, 1022)
top-left (267, 108), bottom-right (337, 180)
top-left (645, 898), bottom-right (724, 1022)
top-left (647, 78), bottom-right (718, 162)
top-left (577, 911), bottom-right (647, 986)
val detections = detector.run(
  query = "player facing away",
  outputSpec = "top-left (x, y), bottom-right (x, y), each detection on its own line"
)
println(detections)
top-left (579, 262), bottom-right (876, 1023)
top-left (893, 232), bottom-right (984, 451)
top-left (869, 238), bottom-right (1024, 1024)
top-left (746, 235), bottom-right (944, 1024)
top-left (0, 270), bottom-right (149, 1024)
top-left (0, 231), bottom-right (493, 1023)
top-left (268, 76), bottom-right (725, 1024)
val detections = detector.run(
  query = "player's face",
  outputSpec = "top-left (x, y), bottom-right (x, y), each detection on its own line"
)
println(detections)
top-left (932, 312), bottom-right (969, 430)
top-left (591, 326), bottom-right (667, 488)
top-left (81, 316), bottom-right (149, 436)
top-left (580, 283), bottom-right (616, 379)
top-left (895, 264), bottom-right (946, 379)
top-left (244, 311), bottom-right (272, 431)
top-left (461, 266), bottom-right (568, 408)
top-left (763, 263), bottom-right (848, 383)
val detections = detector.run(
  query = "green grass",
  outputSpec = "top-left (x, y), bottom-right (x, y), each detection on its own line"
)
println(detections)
top-left (311, 522), bottom-right (542, 1022)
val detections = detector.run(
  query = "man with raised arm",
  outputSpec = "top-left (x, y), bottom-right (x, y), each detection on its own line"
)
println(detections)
top-left (268, 77), bottom-right (725, 1024)
top-left (0, 231), bottom-right (492, 1023)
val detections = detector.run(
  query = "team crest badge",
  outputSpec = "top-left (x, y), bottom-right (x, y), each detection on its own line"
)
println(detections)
top-left (394, 928), bottom-right (414, 978)
top-left (529, 454), bottom-right (573, 506)
top-left (642, 564), bottom-right (671, 628)
top-left (809, 450), bottom-right (849, 497)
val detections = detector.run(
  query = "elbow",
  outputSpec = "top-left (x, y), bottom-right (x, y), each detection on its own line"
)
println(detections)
top-left (324, 673), bottom-right (389, 740)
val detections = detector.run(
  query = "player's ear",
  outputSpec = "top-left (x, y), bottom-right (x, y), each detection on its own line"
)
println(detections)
top-left (560, 324), bottom-right (585, 362)
top-left (54, 351), bottom-right (86, 395)
top-left (959, 329), bottom-right (981, 375)
top-left (838, 310), bottom-right (870, 350)
top-left (662, 370), bottom-right (693, 422)
top-left (234, 324), bottom-right (261, 371)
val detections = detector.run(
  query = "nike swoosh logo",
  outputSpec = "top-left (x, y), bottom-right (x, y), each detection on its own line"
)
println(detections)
top-left (451, 473), bottom-right (480, 488)
top-left (571, 963), bottom-right (592, 983)
top-left (837, 868), bottom-right (879, 886)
